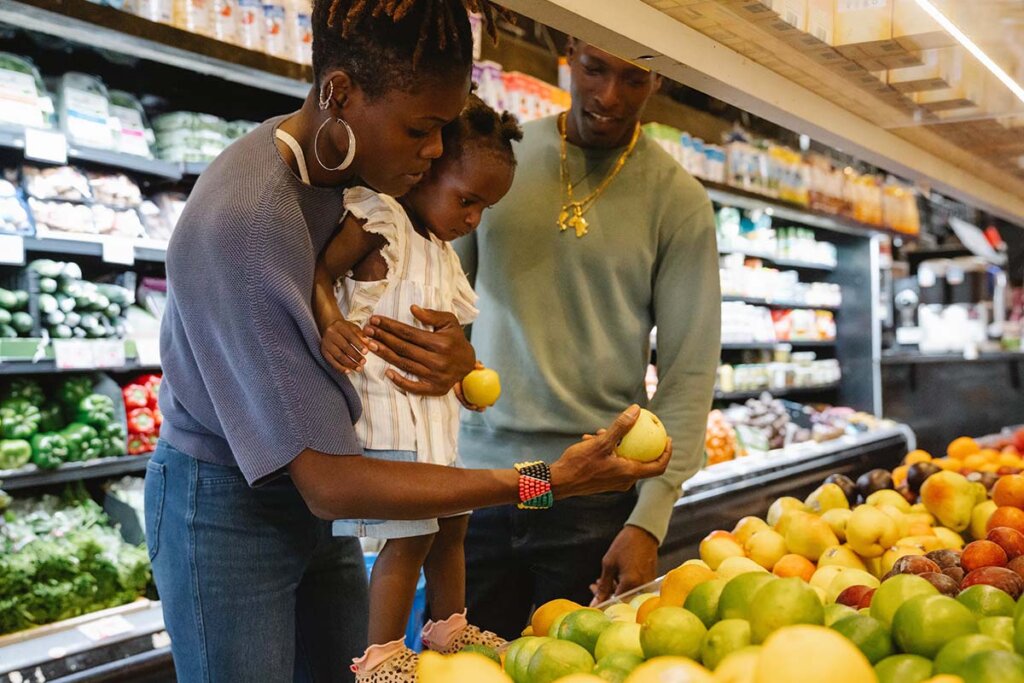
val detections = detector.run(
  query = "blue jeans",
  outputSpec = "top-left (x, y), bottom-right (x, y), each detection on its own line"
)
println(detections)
top-left (145, 441), bottom-right (369, 682)
top-left (332, 450), bottom-right (440, 539)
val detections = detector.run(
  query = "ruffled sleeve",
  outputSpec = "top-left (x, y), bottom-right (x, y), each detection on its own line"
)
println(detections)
top-left (446, 245), bottom-right (479, 325)
top-left (342, 186), bottom-right (407, 281)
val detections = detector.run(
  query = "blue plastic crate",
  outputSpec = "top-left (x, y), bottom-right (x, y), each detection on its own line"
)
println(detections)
top-left (363, 552), bottom-right (427, 651)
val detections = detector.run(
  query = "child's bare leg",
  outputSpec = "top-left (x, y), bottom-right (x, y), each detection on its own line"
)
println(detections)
top-left (423, 514), bottom-right (470, 620)
top-left (368, 534), bottom-right (436, 645)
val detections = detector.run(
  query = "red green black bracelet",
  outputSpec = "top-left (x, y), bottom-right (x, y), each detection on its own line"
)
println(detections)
top-left (515, 460), bottom-right (553, 510)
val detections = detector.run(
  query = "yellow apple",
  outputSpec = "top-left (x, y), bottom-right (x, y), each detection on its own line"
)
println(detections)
top-left (810, 565), bottom-right (848, 593)
top-left (805, 483), bottom-right (851, 513)
top-left (767, 497), bottom-right (808, 528)
top-left (866, 490), bottom-right (911, 512)
top-left (826, 569), bottom-right (880, 603)
top-left (970, 500), bottom-right (999, 541)
top-left (733, 516), bottom-right (771, 545)
top-left (614, 408), bottom-right (667, 462)
top-left (818, 545), bottom-right (868, 572)
top-left (784, 512), bottom-right (839, 562)
top-left (716, 556), bottom-right (768, 581)
top-left (933, 526), bottom-right (965, 550)
top-left (821, 509), bottom-right (852, 543)
top-left (461, 368), bottom-right (501, 407)
top-left (745, 529), bottom-right (788, 570)
top-left (700, 534), bottom-right (745, 570)
top-left (846, 505), bottom-right (900, 558)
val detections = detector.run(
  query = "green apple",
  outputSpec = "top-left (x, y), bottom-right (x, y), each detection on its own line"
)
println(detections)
top-left (614, 409), bottom-right (667, 462)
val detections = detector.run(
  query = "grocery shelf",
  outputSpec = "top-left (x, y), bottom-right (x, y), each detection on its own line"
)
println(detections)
top-left (0, 357), bottom-right (160, 375)
top-left (0, 127), bottom-right (182, 180)
top-left (0, 338), bottom-right (161, 373)
top-left (0, 599), bottom-right (168, 680)
top-left (720, 340), bottom-right (836, 351)
top-left (0, 0), bottom-right (310, 99)
top-left (721, 294), bottom-right (840, 311)
top-left (881, 351), bottom-right (1024, 366)
top-left (15, 235), bottom-right (169, 264)
top-left (0, 454), bottom-right (150, 491)
top-left (713, 382), bottom-right (840, 401)
top-left (718, 248), bottom-right (836, 272)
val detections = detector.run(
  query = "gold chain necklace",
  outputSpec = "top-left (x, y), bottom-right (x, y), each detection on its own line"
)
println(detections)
top-left (557, 111), bottom-right (641, 238)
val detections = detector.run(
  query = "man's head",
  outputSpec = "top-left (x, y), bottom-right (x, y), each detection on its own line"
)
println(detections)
top-left (564, 39), bottom-right (662, 149)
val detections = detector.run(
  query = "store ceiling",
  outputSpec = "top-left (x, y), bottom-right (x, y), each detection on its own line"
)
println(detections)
top-left (634, 1), bottom-right (1024, 198)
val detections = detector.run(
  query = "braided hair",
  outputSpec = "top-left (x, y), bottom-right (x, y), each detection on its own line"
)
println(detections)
top-left (442, 93), bottom-right (523, 168)
top-left (313, 0), bottom-right (512, 98)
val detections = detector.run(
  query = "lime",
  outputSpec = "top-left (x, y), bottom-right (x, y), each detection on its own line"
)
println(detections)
top-left (593, 622), bottom-right (642, 661)
top-left (831, 614), bottom-right (893, 664)
top-left (934, 634), bottom-right (1009, 675)
top-left (506, 636), bottom-right (550, 683)
top-left (979, 616), bottom-right (1015, 647)
top-left (594, 652), bottom-right (643, 675)
top-left (873, 654), bottom-right (933, 683)
top-left (639, 606), bottom-right (707, 660)
top-left (958, 585), bottom-right (1016, 619)
top-left (748, 576), bottom-right (824, 644)
top-left (700, 618), bottom-right (752, 670)
top-left (870, 574), bottom-right (939, 627)
top-left (892, 594), bottom-right (979, 658)
top-left (958, 649), bottom-right (1024, 683)
top-left (713, 645), bottom-right (761, 683)
top-left (526, 639), bottom-right (594, 683)
top-left (558, 608), bottom-right (612, 656)
top-left (824, 603), bottom-right (857, 627)
top-left (716, 572), bottom-right (776, 622)
top-left (460, 644), bottom-right (500, 664)
top-left (684, 578), bottom-right (726, 629)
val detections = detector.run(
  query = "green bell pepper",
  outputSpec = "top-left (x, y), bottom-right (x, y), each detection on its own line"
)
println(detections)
top-left (58, 377), bottom-right (94, 410)
top-left (0, 439), bottom-right (32, 470)
top-left (30, 433), bottom-right (69, 470)
top-left (60, 423), bottom-right (101, 462)
top-left (76, 394), bottom-right (115, 428)
top-left (37, 404), bottom-right (63, 433)
top-left (0, 399), bottom-right (41, 440)
top-left (99, 422), bottom-right (126, 458)
top-left (4, 379), bottom-right (45, 407)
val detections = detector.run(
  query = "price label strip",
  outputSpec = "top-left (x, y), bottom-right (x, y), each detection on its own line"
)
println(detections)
top-left (24, 127), bottom-right (68, 165)
top-left (0, 234), bottom-right (25, 265)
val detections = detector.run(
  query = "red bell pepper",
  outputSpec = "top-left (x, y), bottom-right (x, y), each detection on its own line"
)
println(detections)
top-left (122, 384), bottom-right (149, 410)
top-left (127, 434), bottom-right (149, 455)
top-left (127, 407), bottom-right (157, 435)
top-left (135, 374), bottom-right (162, 407)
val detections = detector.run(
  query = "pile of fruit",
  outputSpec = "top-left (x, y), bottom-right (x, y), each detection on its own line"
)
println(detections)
top-left (422, 435), bottom-right (1024, 682)
top-left (0, 376), bottom-right (126, 471)
top-left (120, 373), bottom-right (162, 455)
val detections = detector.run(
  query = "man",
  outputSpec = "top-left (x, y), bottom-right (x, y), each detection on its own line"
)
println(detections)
top-left (455, 38), bottom-right (721, 638)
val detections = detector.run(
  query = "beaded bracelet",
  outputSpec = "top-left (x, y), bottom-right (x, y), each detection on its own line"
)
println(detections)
top-left (514, 460), bottom-right (554, 510)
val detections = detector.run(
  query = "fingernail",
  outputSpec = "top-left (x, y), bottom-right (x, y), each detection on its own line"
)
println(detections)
top-left (626, 404), bottom-right (640, 417)
top-left (364, 328), bottom-right (375, 337)
top-left (368, 342), bottom-right (378, 351)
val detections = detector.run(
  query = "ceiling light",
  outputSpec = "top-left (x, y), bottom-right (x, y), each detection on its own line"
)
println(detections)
top-left (914, 0), bottom-right (1024, 106)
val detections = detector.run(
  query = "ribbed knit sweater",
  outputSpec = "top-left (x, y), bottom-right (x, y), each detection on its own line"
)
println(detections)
top-left (159, 116), bottom-right (363, 485)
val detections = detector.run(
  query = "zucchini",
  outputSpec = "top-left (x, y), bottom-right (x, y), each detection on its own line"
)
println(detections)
top-left (39, 278), bottom-right (58, 294)
top-left (28, 259), bottom-right (63, 278)
top-left (46, 310), bottom-right (65, 326)
top-left (0, 288), bottom-right (16, 311)
top-left (0, 324), bottom-right (16, 339)
top-left (0, 309), bottom-right (9, 325)
top-left (50, 324), bottom-right (72, 339)
top-left (38, 293), bottom-right (57, 314)
top-left (12, 290), bottom-right (28, 310)
top-left (11, 311), bottom-right (33, 333)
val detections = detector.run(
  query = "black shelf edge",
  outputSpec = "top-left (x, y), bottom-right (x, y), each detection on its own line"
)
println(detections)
top-left (0, 454), bottom-right (150, 490)
top-left (713, 382), bottom-right (841, 401)
top-left (881, 351), bottom-right (1024, 366)
top-left (722, 295), bottom-right (841, 311)
top-left (0, 0), bottom-right (310, 98)
top-left (0, 358), bottom-right (161, 375)
top-left (721, 340), bottom-right (836, 350)
top-left (20, 237), bottom-right (167, 264)
top-left (719, 249), bottom-right (837, 272)
top-left (0, 127), bottom-right (182, 180)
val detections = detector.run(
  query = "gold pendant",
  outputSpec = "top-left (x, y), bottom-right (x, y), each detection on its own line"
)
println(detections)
top-left (570, 205), bottom-right (588, 237)
top-left (557, 208), bottom-right (570, 232)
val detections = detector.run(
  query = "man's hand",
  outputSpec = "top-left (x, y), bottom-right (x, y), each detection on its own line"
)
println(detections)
top-left (363, 305), bottom-right (476, 396)
top-left (321, 320), bottom-right (369, 375)
top-left (590, 525), bottom-right (660, 606)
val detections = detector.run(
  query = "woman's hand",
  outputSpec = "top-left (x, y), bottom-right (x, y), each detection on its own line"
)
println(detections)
top-left (363, 305), bottom-right (475, 396)
top-left (321, 320), bottom-right (369, 374)
top-left (551, 405), bottom-right (672, 500)
top-left (454, 361), bottom-right (487, 412)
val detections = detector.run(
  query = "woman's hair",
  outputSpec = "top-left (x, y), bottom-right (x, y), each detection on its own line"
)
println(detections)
top-left (443, 93), bottom-right (523, 167)
top-left (312, 0), bottom-right (510, 98)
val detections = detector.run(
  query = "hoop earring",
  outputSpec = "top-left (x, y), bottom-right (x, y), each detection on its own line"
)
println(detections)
top-left (314, 116), bottom-right (356, 172)
top-left (318, 80), bottom-right (333, 111)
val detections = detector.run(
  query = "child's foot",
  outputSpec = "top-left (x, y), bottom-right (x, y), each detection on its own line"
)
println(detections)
top-left (351, 646), bottom-right (419, 682)
top-left (423, 623), bottom-right (508, 655)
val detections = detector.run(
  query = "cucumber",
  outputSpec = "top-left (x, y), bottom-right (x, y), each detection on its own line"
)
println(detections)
top-left (64, 312), bottom-right (81, 328)
top-left (0, 288), bottom-right (16, 311)
top-left (46, 310), bottom-right (65, 326)
top-left (39, 277), bottom-right (58, 294)
top-left (96, 284), bottom-right (132, 306)
top-left (28, 259), bottom-right (63, 278)
top-left (72, 326), bottom-right (86, 339)
top-left (38, 293), bottom-right (57, 314)
top-left (11, 311), bottom-right (33, 333)
top-left (104, 303), bottom-right (121, 319)
top-left (0, 309), bottom-right (9, 326)
top-left (62, 262), bottom-right (82, 281)
top-left (0, 324), bottom-right (16, 338)
top-left (50, 324), bottom-right (72, 339)
top-left (79, 313), bottom-right (98, 329)
top-left (93, 294), bottom-right (110, 310)
top-left (12, 290), bottom-right (28, 310)
top-left (74, 293), bottom-right (94, 310)
top-left (56, 294), bottom-right (76, 313)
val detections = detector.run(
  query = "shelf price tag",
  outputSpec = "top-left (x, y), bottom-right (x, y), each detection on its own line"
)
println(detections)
top-left (102, 238), bottom-right (136, 266)
top-left (78, 615), bottom-right (134, 642)
top-left (24, 127), bottom-right (68, 165)
top-left (53, 339), bottom-right (95, 370)
top-left (135, 337), bottom-right (161, 366)
top-left (0, 234), bottom-right (25, 265)
top-left (92, 340), bottom-right (127, 368)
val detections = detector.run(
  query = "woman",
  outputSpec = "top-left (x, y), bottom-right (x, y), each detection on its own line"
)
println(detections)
top-left (147, 1), bottom-right (671, 681)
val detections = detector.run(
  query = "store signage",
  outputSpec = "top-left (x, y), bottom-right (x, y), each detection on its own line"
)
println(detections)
top-left (78, 615), bottom-right (134, 642)
top-left (0, 234), bottom-right (25, 265)
top-left (102, 239), bottom-right (136, 266)
top-left (53, 339), bottom-right (127, 369)
top-left (92, 340), bottom-right (127, 368)
top-left (24, 127), bottom-right (68, 165)
top-left (135, 337), bottom-right (161, 366)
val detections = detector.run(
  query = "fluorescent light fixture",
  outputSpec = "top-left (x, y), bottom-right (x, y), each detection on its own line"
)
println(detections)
top-left (914, 0), bottom-right (1024, 106)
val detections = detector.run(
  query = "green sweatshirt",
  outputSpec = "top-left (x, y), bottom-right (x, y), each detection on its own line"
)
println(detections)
top-left (455, 116), bottom-right (721, 542)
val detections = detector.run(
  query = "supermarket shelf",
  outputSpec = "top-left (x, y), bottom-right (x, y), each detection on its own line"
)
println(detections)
top-left (0, 127), bottom-right (182, 180)
top-left (722, 294), bottom-right (840, 311)
top-left (714, 382), bottom-right (840, 401)
top-left (18, 236), bottom-right (168, 264)
top-left (0, 599), bottom-right (167, 679)
top-left (0, 338), bottom-right (160, 373)
top-left (721, 340), bottom-right (836, 351)
top-left (0, 0), bottom-right (310, 98)
top-left (0, 357), bottom-right (160, 375)
top-left (0, 454), bottom-right (151, 490)
top-left (881, 351), bottom-right (1024, 366)
top-left (719, 248), bottom-right (836, 272)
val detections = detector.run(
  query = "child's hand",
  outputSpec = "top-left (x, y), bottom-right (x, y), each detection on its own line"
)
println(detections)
top-left (454, 361), bottom-right (487, 412)
top-left (321, 320), bottom-right (370, 375)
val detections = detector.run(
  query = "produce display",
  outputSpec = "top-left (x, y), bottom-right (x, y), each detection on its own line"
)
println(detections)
top-left (0, 176), bottom-right (32, 236)
top-left (0, 488), bottom-right (150, 635)
top-left (0, 376), bottom-right (126, 472)
top-left (120, 373), bottom-right (162, 455)
top-left (30, 259), bottom-right (134, 340)
top-left (427, 435), bottom-right (1024, 682)
top-left (0, 285), bottom-right (34, 339)
top-left (152, 112), bottom-right (257, 164)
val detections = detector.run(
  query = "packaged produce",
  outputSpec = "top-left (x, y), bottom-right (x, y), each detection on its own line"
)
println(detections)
top-left (153, 111), bottom-right (230, 163)
top-left (28, 198), bottom-right (96, 237)
top-left (0, 52), bottom-right (49, 129)
top-left (137, 192), bottom-right (186, 241)
top-left (0, 177), bottom-right (32, 236)
top-left (86, 171), bottom-right (143, 209)
top-left (108, 90), bottom-right (155, 158)
top-left (23, 165), bottom-right (92, 202)
top-left (91, 205), bottom-right (145, 238)
top-left (57, 73), bottom-right (115, 150)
